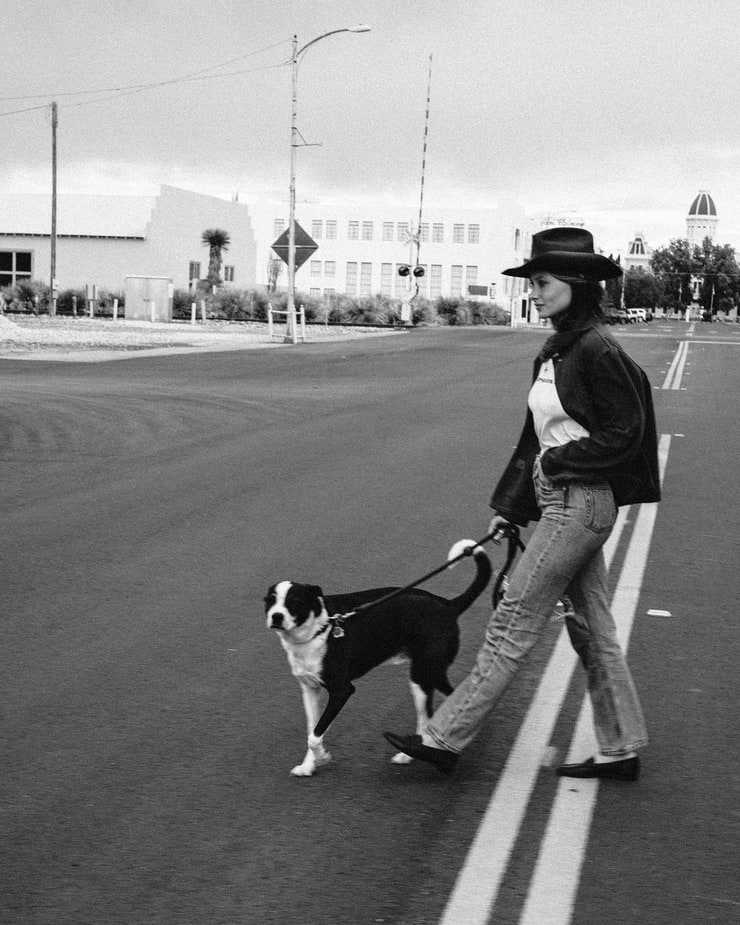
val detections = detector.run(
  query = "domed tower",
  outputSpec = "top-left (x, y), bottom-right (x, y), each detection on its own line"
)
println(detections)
top-left (686, 190), bottom-right (718, 245)
top-left (623, 231), bottom-right (651, 272)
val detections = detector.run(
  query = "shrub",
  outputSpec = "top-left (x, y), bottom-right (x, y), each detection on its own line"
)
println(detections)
top-left (2, 279), bottom-right (50, 313)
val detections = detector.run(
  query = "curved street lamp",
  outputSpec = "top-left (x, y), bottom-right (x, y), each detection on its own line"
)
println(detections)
top-left (286, 24), bottom-right (371, 342)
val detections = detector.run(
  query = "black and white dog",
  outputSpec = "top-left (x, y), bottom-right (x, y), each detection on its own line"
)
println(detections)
top-left (265, 540), bottom-right (492, 776)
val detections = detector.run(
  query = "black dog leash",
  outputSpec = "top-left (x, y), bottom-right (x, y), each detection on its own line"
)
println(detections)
top-left (491, 526), bottom-right (526, 609)
top-left (329, 525), bottom-right (525, 638)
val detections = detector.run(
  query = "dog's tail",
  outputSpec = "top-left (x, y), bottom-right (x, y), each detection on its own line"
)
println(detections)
top-left (444, 539), bottom-right (493, 616)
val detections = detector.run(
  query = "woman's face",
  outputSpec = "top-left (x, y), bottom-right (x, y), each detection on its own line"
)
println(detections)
top-left (529, 272), bottom-right (572, 319)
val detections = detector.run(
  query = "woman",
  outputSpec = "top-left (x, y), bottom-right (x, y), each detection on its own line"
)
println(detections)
top-left (385, 227), bottom-right (660, 779)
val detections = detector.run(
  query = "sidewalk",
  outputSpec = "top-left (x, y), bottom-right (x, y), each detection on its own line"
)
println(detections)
top-left (0, 314), bottom-right (399, 362)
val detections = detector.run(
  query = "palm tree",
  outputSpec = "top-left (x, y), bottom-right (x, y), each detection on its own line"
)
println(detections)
top-left (201, 229), bottom-right (231, 290)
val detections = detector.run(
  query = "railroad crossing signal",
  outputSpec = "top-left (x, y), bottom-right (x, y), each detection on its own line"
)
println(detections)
top-left (398, 265), bottom-right (425, 278)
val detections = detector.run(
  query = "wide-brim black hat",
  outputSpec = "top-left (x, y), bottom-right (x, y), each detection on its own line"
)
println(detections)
top-left (502, 227), bottom-right (622, 280)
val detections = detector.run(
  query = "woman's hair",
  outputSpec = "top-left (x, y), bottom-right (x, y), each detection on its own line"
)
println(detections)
top-left (550, 276), bottom-right (605, 331)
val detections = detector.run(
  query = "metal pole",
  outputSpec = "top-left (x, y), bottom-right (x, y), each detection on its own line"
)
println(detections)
top-left (50, 102), bottom-right (58, 316)
top-left (286, 26), bottom-right (370, 345)
top-left (287, 34), bottom-right (298, 344)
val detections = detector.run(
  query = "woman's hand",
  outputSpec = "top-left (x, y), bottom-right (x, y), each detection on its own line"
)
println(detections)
top-left (488, 514), bottom-right (514, 543)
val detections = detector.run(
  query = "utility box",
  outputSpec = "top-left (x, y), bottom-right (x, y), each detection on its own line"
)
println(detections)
top-left (124, 276), bottom-right (173, 322)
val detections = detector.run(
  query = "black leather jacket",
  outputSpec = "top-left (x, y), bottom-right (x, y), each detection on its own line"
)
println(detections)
top-left (490, 324), bottom-right (661, 526)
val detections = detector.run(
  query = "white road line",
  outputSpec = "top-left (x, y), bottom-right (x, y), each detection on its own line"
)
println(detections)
top-left (439, 509), bottom-right (630, 924)
top-left (663, 341), bottom-right (689, 390)
top-left (518, 434), bottom-right (670, 925)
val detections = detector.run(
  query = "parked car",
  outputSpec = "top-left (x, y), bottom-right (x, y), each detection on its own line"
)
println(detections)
top-left (626, 308), bottom-right (648, 323)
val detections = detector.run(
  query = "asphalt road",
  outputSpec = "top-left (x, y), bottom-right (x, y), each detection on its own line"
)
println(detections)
top-left (2, 323), bottom-right (739, 925)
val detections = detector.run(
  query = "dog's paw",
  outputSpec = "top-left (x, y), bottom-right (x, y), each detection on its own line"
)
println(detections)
top-left (391, 751), bottom-right (414, 765)
top-left (290, 762), bottom-right (317, 777)
top-left (290, 750), bottom-right (332, 777)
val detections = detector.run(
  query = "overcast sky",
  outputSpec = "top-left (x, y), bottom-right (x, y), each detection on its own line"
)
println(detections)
top-left (4, 0), bottom-right (740, 255)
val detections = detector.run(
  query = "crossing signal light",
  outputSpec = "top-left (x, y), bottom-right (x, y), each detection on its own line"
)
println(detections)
top-left (398, 265), bottom-right (425, 277)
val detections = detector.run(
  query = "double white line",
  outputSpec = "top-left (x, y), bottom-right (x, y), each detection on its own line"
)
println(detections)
top-left (663, 341), bottom-right (689, 390)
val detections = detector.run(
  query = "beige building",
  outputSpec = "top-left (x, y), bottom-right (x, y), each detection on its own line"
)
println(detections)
top-left (0, 185), bottom-right (257, 293)
top-left (247, 198), bottom-right (532, 312)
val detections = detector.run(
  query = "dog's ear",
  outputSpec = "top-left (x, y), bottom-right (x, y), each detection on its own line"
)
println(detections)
top-left (308, 584), bottom-right (324, 601)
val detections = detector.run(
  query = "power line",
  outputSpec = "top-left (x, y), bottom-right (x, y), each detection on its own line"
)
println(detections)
top-left (0, 39), bottom-right (290, 117)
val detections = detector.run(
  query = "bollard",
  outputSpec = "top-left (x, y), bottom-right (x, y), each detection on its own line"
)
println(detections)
top-left (112, 298), bottom-right (119, 322)
top-left (191, 301), bottom-right (197, 325)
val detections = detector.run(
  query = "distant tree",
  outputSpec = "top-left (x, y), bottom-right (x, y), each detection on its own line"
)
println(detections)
top-left (695, 238), bottom-right (740, 315)
top-left (650, 238), bottom-right (700, 312)
top-left (650, 237), bottom-right (740, 315)
top-left (623, 268), bottom-right (663, 309)
top-left (201, 229), bottom-right (231, 290)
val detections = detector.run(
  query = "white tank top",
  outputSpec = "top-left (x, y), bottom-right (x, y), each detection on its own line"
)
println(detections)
top-left (528, 359), bottom-right (590, 450)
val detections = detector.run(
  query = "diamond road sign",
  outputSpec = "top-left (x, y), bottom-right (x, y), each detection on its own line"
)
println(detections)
top-left (271, 221), bottom-right (319, 270)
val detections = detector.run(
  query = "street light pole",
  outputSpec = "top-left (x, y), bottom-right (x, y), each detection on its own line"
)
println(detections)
top-left (287, 24), bottom-right (371, 343)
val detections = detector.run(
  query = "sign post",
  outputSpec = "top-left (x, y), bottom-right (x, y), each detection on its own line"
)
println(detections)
top-left (271, 222), bottom-right (318, 342)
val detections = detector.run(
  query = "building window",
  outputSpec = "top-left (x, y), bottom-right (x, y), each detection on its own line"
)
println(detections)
top-left (416, 265), bottom-right (428, 297)
top-left (0, 250), bottom-right (32, 288)
top-left (324, 288), bottom-right (336, 296)
top-left (432, 223), bottom-right (444, 243)
top-left (273, 218), bottom-right (285, 237)
top-left (348, 221), bottom-right (359, 240)
top-left (310, 287), bottom-right (321, 297)
top-left (453, 224), bottom-right (465, 244)
top-left (324, 260), bottom-right (336, 277)
top-left (326, 220), bottom-right (337, 239)
top-left (451, 265), bottom-right (463, 297)
top-left (360, 262), bottom-right (372, 296)
top-left (382, 222), bottom-right (394, 242)
top-left (346, 261), bottom-right (358, 295)
top-left (466, 265), bottom-right (479, 290)
top-left (380, 262), bottom-right (393, 296)
top-left (311, 220), bottom-right (323, 239)
top-left (397, 222), bottom-right (409, 242)
top-left (394, 264), bottom-right (407, 297)
top-left (430, 264), bottom-right (442, 298)
top-left (224, 265), bottom-right (235, 282)
top-left (188, 261), bottom-right (201, 281)
top-left (468, 224), bottom-right (480, 244)
top-left (310, 260), bottom-right (321, 277)
top-left (362, 221), bottom-right (373, 241)
top-left (419, 223), bottom-right (429, 243)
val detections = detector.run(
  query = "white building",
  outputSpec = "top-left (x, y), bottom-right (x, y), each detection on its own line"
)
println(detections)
top-left (247, 198), bottom-right (532, 313)
top-left (0, 185), bottom-right (257, 293)
top-left (686, 190), bottom-right (718, 246)
top-left (623, 232), bottom-right (652, 272)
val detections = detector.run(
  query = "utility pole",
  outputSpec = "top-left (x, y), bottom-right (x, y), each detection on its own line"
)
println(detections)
top-left (50, 101), bottom-right (58, 316)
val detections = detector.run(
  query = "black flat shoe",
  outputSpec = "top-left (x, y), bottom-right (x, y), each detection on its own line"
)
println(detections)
top-left (383, 732), bottom-right (458, 775)
top-left (557, 755), bottom-right (640, 781)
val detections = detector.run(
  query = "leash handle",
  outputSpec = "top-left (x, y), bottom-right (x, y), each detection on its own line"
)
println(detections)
top-left (491, 526), bottom-right (525, 609)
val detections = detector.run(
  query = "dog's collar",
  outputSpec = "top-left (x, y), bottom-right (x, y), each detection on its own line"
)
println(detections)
top-left (327, 610), bottom-right (355, 639)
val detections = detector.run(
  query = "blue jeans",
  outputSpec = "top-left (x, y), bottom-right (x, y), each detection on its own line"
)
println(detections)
top-left (426, 457), bottom-right (648, 756)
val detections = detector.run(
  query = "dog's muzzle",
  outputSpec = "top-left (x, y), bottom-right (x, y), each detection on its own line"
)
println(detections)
top-left (268, 612), bottom-right (285, 629)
